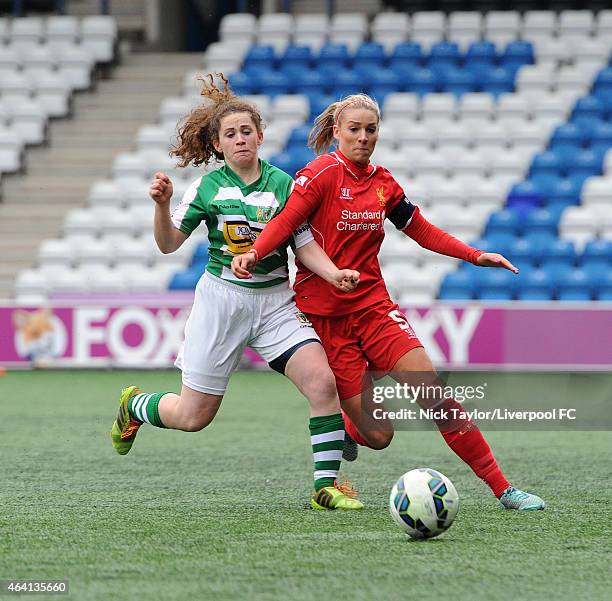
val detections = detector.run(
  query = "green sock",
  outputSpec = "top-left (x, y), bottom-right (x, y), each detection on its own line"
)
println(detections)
top-left (309, 413), bottom-right (344, 491)
top-left (128, 392), bottom-right (169, 428)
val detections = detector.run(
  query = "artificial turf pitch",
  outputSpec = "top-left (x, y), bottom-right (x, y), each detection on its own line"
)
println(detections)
top-left (0, 370), bottom-right (610, 601)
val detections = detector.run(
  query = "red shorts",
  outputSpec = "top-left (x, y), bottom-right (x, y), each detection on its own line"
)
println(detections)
top-left (306, 299), bottom-right (423, 401)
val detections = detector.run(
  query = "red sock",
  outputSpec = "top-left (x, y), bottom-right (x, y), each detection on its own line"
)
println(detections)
top-left (342, 411), bottom-right (376, 449)
top-left (441, 424), bottom-right (510, 498)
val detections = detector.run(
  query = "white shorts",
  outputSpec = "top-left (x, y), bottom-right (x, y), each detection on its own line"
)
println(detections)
top-left (175, 272), bottom-right (320, 395)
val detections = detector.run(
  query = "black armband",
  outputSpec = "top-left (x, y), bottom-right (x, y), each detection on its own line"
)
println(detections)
top-left (387, 197), bottom-right (416, 229)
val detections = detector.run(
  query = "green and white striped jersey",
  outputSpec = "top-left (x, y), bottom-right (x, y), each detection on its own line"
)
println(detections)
top-left (171, 160), bottom-right (313, 288)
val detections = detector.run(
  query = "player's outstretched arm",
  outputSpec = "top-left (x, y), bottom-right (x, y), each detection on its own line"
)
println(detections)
top-left (295, 241), bottom-right (360, 292)
top-left (475, 252), bottom-right (518, 273)
top-left (151, 172), bottom-right (188, 254)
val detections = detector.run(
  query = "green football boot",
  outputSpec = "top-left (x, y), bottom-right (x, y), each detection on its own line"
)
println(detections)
top-left (499, 486), bottom-right (545, 511)
top-left (110, 386), bottom-right (143, 455)
top-left (311, 481), bottom-right (364, 510)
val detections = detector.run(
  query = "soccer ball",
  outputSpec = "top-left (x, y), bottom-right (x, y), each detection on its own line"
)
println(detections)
top-left (389, 468), bottom-right (459, 539)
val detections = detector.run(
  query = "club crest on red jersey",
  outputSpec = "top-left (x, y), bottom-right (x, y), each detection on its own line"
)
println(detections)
top-left (376, 185), bottom-right (387, 207)
top-left (339, 187), bottom-right (353, 200)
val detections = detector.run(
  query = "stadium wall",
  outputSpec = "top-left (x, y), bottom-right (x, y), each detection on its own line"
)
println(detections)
top-left (2, 299), bottom-right (611, 370)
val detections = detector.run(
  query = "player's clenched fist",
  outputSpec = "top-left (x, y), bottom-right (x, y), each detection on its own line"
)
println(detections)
top-left (331, 269), bottom-right (360, 292)
top-left (149, 172), bottom-right (174, 205)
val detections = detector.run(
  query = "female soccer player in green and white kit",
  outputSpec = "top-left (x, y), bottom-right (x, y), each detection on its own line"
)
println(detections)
top-left (110, 74), bottom-right (362, 510)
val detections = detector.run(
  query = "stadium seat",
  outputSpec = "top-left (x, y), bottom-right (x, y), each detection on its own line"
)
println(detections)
top-left (484, 11), bottom-right (520, 47)
top-left (501, 40), bottom-right (534, 71)
top-left (243, 45), bottom-right (276, 72)
top-left (293, 14), bottom-right (329, 50)
top-left (81, 15), bottom-right (117, 63)
top-left (219, 13), bottom-right (257, 45)
top-left (371, 12), bottom-right (409, 51)
top-left (439, 269), bottom-right (475, 299)
top-left (404, 67), bottom-right (438, 96)
top-left (257, 13), bottom-right (293, 52)
top-left (411, 11), bottom-right (446, 48)
top-left (523, 11), bottom-right (558, 39)
top-left (389, 42), bottom-right (423, 71)
top-left (317, 43), bottom-right (350, 72)
top-left (558, 10), bottom-right (594, 38)
top-left (46, 16), bottom-right (79, 46)
top-left (486, 209), bottom-right (521, 237)
top-left (330, 13), bottom-right (367, 51)
top-left (459, 93), bottom-right (495, 120)
top-left (427, 41), bottom-right (461, 71)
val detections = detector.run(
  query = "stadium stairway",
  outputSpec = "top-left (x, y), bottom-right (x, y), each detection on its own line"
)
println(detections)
top-left (0, 52), bottom-right (201, 299)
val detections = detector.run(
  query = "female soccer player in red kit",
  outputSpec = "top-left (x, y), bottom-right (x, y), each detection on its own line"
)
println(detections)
top-left (233, 94), bottom-right (545, 510)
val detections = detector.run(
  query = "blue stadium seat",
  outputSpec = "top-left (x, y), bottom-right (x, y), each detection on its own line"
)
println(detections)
top-left (530, 151), bottom-right (563, 179)
top-left (522, 231), bottom-right (557, 251)
top-left (280, 45), bottom-right (313, 72)
top-left (484, 232), bottom-right (516, 253)
top-left (478, 288), bottom-right (514, 300)
top-left (354, 42), bottom-right (386, 70)
top-left (286, 125), bottom-right (311, 150)
top-left (593, 67), bottom-right (612, 96)
top-left (439, 269), bottom-right (475, 299)
top-left (389, 42), bottom-right (423, 70)
top-left (279, 63), bottom-right (309, 82)
top-left (441, 69), bottom-right (477, 96)
top-left (523, 208), bottom-right (559, 237)
top-left (570, 149), bottom-right (602, 179)
top-left (557, 269), bottom-right (594, 299)
top-left (540, 239), bottom-right (576, 266)
top-left (581, 260), bottom-right (609, 283)
top-left (309, 93), bottom-right (336, 120)
top-left (486, 209), bottom-right (522, 237)
top-left (507, 237), bottom-right (539, 264)
top-left (427, 41), bottom-right (461, 70)
top-left (506, 180), bottom-right (542, 211)
top-left (243, 45), bottom-right (277, 72)
top-left (596, 289), bottom-right (612, 300)
top-left (582, 239), bottom-right (612, 262)
top-left (557, 289), bottom-right (592, 301)
top-left (367, 69), bottom-right (401, 102)
top-left (465, 41), bottom-right (497, 69)
top-left (269, 151), bottom-right (294, 174)
top-left (190, 242), bottom-right (209, 268)
top-left (590, 121), bottom-right (612, 148)
top-left (517, 289), bottom-right (553, 301)
top-left (228, 72), bottom-right (255, 95)
top-left (333, 68), bottom-right (366, 97)
top-left (168, 267), bottom-right (204, 290)
top-left (542, 260), bottom-right (574, 286)
top-left (257, 70), bottom-right (291, 96)
top-left (479, 267), bottom-right (518, 295)
top-left (288, 146), bottom-right (316, 171)
top-left (500, 40), bottom-right (534, 71)
top-left (546, 178), bottom-right (582, 207)
top-left (518, 269), bottom-right (553, 296)
top-left (294, 71), bottom-right (329, 96)
top-left (317, 44), bottom-right (351, 71)
top-left (480, 66), bottom-right (514, 96)
top-left (550, 123), bottom-right (584, 149)
top-left (572, 96), bottom-right (604, 122)
top-left (404, 67), bottom-right (438, 95)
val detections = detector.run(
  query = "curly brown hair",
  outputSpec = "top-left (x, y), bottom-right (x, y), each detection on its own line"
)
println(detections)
top-left (170, 73), bottom-right (264, 168)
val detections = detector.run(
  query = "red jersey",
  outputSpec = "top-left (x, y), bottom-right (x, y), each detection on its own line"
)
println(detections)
top-left (253, 150), bottom-right (405, 316)
top-left (252, 150), bottom-right (483, 317)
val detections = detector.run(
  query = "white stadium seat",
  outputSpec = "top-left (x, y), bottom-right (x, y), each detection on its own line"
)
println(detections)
top-left (257, 13), bottom-right (294, 53)
top-left (581, 177), bottom-right (612, 208)
top-left (496, 93), bottom-right (532, 121)
top-left (87, 180), bottom-right (127, 208)
top-left (10, 99), bottom-right (48, 145)
top-left (558, 10), bottom-right (595, 38)
top-left (330, 13), bottom-right (367, 51)
top-left (9, 17), bottom-right (44, 50)
top-left (0, 45), bottom-right (22, 72)
top-left (63, 209), bottom-right (98, 237)
top-left (371, 12), bottom-right (409, 51)
top-left (203, 41), bottom-right (245, 75)
top-left (421, 94), bottom-right (457, 120)
top-left (0, 127), bottom-right (23, 172)
top-left (113, 153), bottom-right (148, 180)
top-left (15, 269), bottom-right (48, 297)
top-left (46, 16), bottom-right (80, 46)
top-left (219, 13), bottom-right (257, 45)
top-left (458, 94), bottom-right (496, 120)
top-left (293, 14), bottom-right (329, 50)
top-left (484, 11), bottom-right (520, 47)
top-left (33, 72), bottom-right (72, 117)
top-left (410, 11), bottom-right (446, 48)
top-left (273, 95), bottom-right (309, 123)
top-left (81, 15), bottom-right (117, 62)
top-left (522, 11), bottom-right (558, 38)
top-left (383, 93), bottom-right (420, 121)
top-left (38, 238), bottom-right (74, 267)
top-left (559, 207), bottom-right (600, 248)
